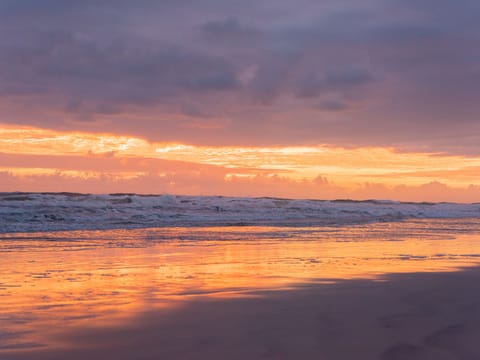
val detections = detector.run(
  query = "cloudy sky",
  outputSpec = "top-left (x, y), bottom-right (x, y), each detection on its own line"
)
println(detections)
top-left (1, 0), bottom-right (480, 201)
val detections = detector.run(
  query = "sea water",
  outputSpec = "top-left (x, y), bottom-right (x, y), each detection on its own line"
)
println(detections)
top-left (1, 194), bottom-right (480, 354)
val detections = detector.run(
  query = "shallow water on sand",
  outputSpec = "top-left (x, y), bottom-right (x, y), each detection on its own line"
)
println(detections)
top-left (1, 219), bottom-right (480, 356)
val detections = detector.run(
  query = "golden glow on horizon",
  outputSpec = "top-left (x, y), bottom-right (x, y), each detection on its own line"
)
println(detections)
top-left (1, 125), bottom-right (480, 199)
top-left (0, 125), bottom-right (154, 156)
top-left (0, 167), bottom-right (148, 179)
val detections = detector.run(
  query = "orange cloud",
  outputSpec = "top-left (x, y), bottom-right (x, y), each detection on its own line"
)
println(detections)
top-left (2, 125), bottom-right (480, 202)
top-left (2, 170), bottom-right (480, 203)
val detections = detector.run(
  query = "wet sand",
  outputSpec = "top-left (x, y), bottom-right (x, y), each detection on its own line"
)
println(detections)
top-left (4, 268), bottom-right (480, 360)
top-left (1, 220), bottom-right (480, 359)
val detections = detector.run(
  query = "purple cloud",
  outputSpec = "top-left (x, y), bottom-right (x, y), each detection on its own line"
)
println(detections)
top-left (0, 0), bottom-right (479, 153)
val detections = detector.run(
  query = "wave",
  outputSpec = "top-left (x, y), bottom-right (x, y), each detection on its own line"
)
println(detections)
top-left (1, 192), bottom-right (479, 233)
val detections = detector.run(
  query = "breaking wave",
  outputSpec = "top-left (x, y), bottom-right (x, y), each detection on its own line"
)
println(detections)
top-left (1, 192), bottom-right (479, 233)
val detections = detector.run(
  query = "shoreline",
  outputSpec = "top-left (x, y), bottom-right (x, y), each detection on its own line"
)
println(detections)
top-left (2, 220), bottom-right (480, 359)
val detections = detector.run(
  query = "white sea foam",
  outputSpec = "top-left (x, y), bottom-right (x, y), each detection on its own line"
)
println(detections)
top-left (0, 192), bottom-right (479, 233)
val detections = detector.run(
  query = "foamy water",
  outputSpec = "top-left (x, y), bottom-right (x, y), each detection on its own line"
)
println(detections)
top-left (1, 192), bottom-right (479, 233)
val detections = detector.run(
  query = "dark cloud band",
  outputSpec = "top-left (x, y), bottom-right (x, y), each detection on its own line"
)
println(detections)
top-left (0, 0), bottom-right (479, 153)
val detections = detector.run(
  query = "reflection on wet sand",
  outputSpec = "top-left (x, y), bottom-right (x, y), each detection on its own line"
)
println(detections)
top-left (7, 269), bottom-right (480, 360)
top-left (1, 219), bottom-right (480, 358)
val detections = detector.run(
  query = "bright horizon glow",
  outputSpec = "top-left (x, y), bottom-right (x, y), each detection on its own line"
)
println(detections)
top-left (1, 125), bottom-right (480, 202)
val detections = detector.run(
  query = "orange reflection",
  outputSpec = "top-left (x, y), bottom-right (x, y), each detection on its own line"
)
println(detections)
top-left (1, 220), bottom-right (480, 353)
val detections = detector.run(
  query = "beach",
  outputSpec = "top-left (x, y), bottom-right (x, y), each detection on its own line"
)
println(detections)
top-left (2, 0), bottom-right (479, 357)
top-left (2, 0), bottom-right (480, 357)
top-left (2, 218), bottom-right (480, 359)
top-left (9, 269), bottom-right (480, 360)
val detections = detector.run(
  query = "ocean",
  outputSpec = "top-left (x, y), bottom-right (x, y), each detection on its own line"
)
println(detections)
top-left (1, 193), bottom-right (480, 358)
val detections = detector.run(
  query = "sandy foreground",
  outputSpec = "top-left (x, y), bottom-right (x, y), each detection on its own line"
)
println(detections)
top-left (3, 268), bottom-right (480, 360)
top-left (1, 221), bottom-right (480, 359)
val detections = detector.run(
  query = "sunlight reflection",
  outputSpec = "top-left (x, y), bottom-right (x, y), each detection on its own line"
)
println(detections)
top-left (1, 219), bottom-right (480, 352)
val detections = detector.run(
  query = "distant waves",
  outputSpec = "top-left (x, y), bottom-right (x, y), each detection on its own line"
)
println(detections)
top-left (1, 192), bottom-right (479, 233)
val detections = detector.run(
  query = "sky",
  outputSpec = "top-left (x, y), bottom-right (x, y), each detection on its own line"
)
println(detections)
top-left (1, 0), bottom-right (480, 202)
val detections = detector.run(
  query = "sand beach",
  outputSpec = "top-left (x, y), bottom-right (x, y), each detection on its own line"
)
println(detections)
top-left (1, 219), bottom-right (480, 359)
